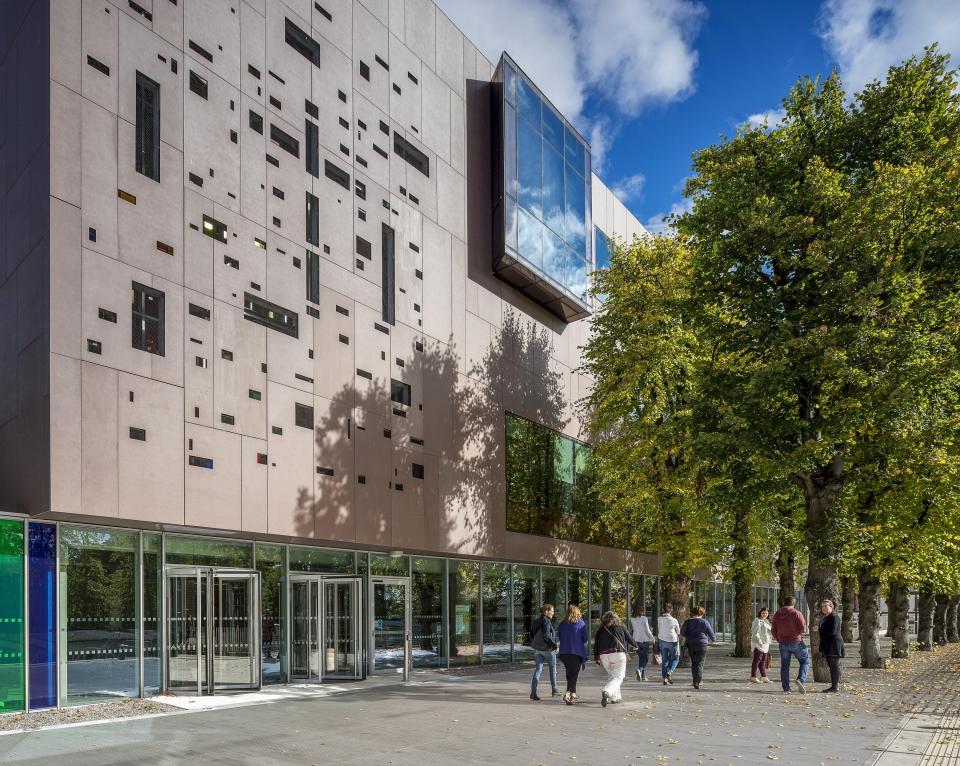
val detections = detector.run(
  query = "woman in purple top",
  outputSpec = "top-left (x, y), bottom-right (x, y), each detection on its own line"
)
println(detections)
top-left (557, 604), bottom-right (589, 705)
top-left (679, 605), bottom-right (717, 690)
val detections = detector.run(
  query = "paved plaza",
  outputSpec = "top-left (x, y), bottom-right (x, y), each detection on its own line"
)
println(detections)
top-left (1, 643), bottom-right (958, 766)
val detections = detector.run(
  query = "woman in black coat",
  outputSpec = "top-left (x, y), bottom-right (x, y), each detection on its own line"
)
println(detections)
top-left (818, 599), bottom-right (844, 692)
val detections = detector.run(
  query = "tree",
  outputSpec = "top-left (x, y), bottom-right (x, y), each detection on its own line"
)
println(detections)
top-left (679, 47), bottom-right (960, 681)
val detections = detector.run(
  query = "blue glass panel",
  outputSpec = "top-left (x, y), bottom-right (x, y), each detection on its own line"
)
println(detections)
top-left (565, 125), bottom-right (586, 176)
top-left (504, 102), bottom-right (517, 199)
top-left (28, 523), bottom-right (56, 709)
top-left (543, 227), bottom-right (566, 285)
top-left (503, 62), bottom-right (517, 105)
top-left (565, 164), bottom-right (587, 257)
top-left (517, 117), bottom-right (542, 218)
top-left (517, 208), bottom-right (543, 270)
top-left (542, 142), bottom-right (564, 237)
top-left (542, 104), bottom-right (564, 152)
top-left (504, 195), bottom-right (517, 253)
top-left (565, 253), bottom-right (589, 302)
top-left (516, 76), bottom-right (541, 130)
top-left (595, 227), bottom-right (610, 271)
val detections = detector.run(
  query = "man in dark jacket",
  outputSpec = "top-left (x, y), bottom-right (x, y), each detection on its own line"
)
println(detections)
top-left (771, 595), bottom-right (810, 694)
top-left (818, 599), bottom-right (844, 692)
top-left (530, 604), bottom-right (558, 700)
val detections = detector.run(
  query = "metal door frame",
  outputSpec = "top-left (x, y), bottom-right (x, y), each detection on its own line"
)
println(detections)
top-left (368, 576), bottom-right (411, 679)
top-left (288, 574), bottom-right (364, 682)
top-left (163, 566), bottom-right (261, 695)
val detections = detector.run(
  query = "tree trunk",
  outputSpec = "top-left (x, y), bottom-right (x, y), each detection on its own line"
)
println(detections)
top-left (776, 547), bottom-right (796, 604)
top-left (934, 594), bottom-right (949, 645)
top-left (857, 570), bottom-right (883, 668)
top-left (884, 585), bottom-right (894, 637)
top-left (797, 456), bottom-right (845, 683)
top-left (733, 576), bottom-right (753, 658)
top-left (888, 581), bottom-right (910, 659)
top-left (840, 576), bottom-right (856, 643)
top-left (948, 596), bottom-right (960, 643)
top-left (918, 590), bottom-right (936, 651)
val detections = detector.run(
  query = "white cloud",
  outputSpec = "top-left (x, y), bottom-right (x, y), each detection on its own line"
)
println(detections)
top-left (436, 0), bottom-right (706, 175)
top-left (818, 0), bottom-right (960, 96)
top-left (610, 173), bottom-right (647, 203)
top-left (644, 198), bottom-right (694, 235)
top-left (745, 107), bottom-right (787, 129)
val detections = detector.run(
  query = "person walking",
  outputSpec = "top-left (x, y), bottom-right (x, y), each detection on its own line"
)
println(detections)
top-left (529, 603), bottom-right (559, 701)
top-left (750, 607), bottom-right (773, 684)
top-left (771, 595), bottom-right (810, 694)
top-left (557, 604), bottom-right (589, 705)
top-left (679, 605), bottom-right (716, 690)
top-left (657, 603), bottom-right (682, 686)
top-left (630, 605), bottom-right (656, 681)
top-left (818, 599), bottom-right (844, 692)
top-left (594, 611), bottom-right (636, 707)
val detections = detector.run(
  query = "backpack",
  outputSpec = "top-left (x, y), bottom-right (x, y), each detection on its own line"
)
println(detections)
top-left (524, 618), bottom-right (542, 647)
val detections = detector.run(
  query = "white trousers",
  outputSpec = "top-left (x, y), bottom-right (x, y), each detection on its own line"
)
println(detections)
top-left (600, 652), bottom-right (627, 701)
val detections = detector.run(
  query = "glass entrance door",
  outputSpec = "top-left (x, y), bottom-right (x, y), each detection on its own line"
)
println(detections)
top-left (370, 578), bottom-right (410, 674)
top-left (165, 568), bottom-right (260, 694)
top-left (290, 576), bottom-right (362, 681)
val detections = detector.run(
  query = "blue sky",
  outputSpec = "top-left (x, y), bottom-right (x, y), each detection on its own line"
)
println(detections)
top-left (437, 0), bottom-right (960, 232)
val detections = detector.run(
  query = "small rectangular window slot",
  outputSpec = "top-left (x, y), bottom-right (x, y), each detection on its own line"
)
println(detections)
top-left (222, 349), bottom-right (233, 361)
top-left (357, 475), bottom-right (366, 484)
top-left (223, 255), bottom-right (239, 270)
top-left (410, 437), bottom-right (424, 447)
top-left (358, 208), bottom-right (367, 221)
top-left (335, 305), bottom-right (350, 316)
top-left (295, 373), bottom-right (314, 384)
top-left (156, 241), bottom-right (174, 255)
top-left (395, 358), bottom-right (404, 367)
top-left (356, 260), bottom-right (364, 270)
top-left (221, 413), bottom-right (235, 425)
top-left (408, 193), bottom-right (419, 205)
top-left (415, 269), bottom-right (423, 279)
top-left (380, 120), bottom-right (390, 135)
top-left (339, 143), bottom-right (350, 157)
top-left (272, 187), bottom-right (285, 200)
top-left (188, 172), bottom-right (204, 187)
top-left (189, 303), bottom-right (211, 320)
top-left (394, 133), bottom-right (430, 177)
top-left (285, 18), bottom-right (322, 67)
top-left (412, 462), bottom-right (424, 478)
top-left (392, 407), bottom-right (407, 418)
top-left (99, 308), bottom-right (117, 323)
top-left (129, 1), bottom-right (152, 20)
top-left (295, 403), bottom-right (314, 429)
top-left (316, 466), bottom-right (334, 476)
top-left (194, 407), bottom-right (200, 418)
top-left (306, 306), bottom-right (319, 319)
top-left (355, 236), bottom-right (372, 260)
top-left (195, 356), bottom-right (208, 368)
top-left (315, 3), bottom-right (332, 21)
top-left (359, 61), bottom-right (370, 81)
top-left (248, 64), bottom-right (261, 79)
top-left (129, 391), bottom-right (135, 403)
top-left (356, 369), bottom-right (372, 380)
top-left (257, 453), bottom-right (268, 465)
top-left (269, 95), bottom-right (282, 110)
top-left (129, 427), bottom-right (147, 441)
top-left (355, 180), bottom-right (367, 200)
top-left (118, 189), bottom-right (137, 205)
top-left (392, 83), bottom-right (401, 95)
top-left (383, 429), bottom-right (392, 438)
top-left (414, 303), bottom-right (421, 313)
top-left (324, 160), bottom-right (350, 190)
top-left (338, 334), bottom-right (349, 345)
top-left (262, 363), bottom-right (268, 373)
top-left (373, 144), bottom-right (388, 160)
top-left (270, 124), bottom-right (300, 158)
top-left (394, 483), bottom-right (404, 491)
top-left (87, 339), bottom-right (102, 354)
top-left (268, 70), bottom-right (285, 85)
top-left (374, 323), bottom-right (389, 334)
top-left (356, 155), bottom-right (367, 168)
top-left (189, 40), bottom-right (214, 63)
top-left (86, 55), bottom-right (110, 76)
top-left (189, 70), bottom-right (208, 99)
top-left (245, 293), bottom-right (299, 338)
top-left (415, 341), bottom-right (424, 352)
top-left (292, 255), bottom-right (301, 267)
top-left (409, 242), bottom-right (420, 253)
top-left (188, 455), bottom-right (214, 469)
top-left (266, 154), bottom-right (279, 167)
top-left (305, 99), bottom-right (319, 118)
top-left (254, 238), bottom-right (266, 249)
top-left (249, 389), bottom-right (262, 400)
top-left (190, 337), bottom-right (202, 345)
top-left (250, 282), bottom-right (261, 291)
top-left (89, 227), bottom-right (97, 242)
top-left (375, 55), bottom-right (389, 71)
top-left (230, 130), bottom-right (238, 143)
top-left (337, 90), bottom-right (347, 103)
top-left (408, 72), bottom-right (418, 85)
top-left (203, 215), bottom-right (228, 242)
top-left (249, 110), bottom-right (264, 134)
top-left (340, 117), bottom-right (350, 129)
top-left (272, 426), bottom-right (283, 435)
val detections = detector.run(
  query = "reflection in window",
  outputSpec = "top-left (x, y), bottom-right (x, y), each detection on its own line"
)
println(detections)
top-left (412, 558), bottom-right (445, 668)
top-left (512, 565), bottom-right (539, 661)
top-left (132, 282), bottom-right (165, 356)
top-left (143, 532), bottom-right (162, 694)
top-left (448, 561), bottom-right (479, 667)
top-left (164, 536), bottom-right (253, 567)
top-left (481, 563), bottom-right (511, 664)
top-left (0, 520), bottom-right (24, 712)
top-left (256, 544), bottom-right (285, 683)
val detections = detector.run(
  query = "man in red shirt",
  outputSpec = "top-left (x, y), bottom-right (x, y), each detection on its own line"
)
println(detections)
top-left (770, 595), bottom-right (810, 693)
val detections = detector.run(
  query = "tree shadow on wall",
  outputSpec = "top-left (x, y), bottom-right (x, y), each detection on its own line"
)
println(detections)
top-left (290, 309), bottom-right (569, 560)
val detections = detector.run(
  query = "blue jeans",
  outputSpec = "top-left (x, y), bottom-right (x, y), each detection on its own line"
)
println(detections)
top-left (778, 641), bottom-right (810, 691)
top-left (660, 641), bottom-right (680, 678)
top-left (637, 641), bottom-right (650, 670)
top-left (531, 650), bottom-right (557, 693)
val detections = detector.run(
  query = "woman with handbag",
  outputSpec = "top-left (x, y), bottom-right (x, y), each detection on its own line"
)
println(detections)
top-left (750, 607), bottom-right (773, 684)
top-left (679, 605), bottom-right (716, 690)
top-left (594, 611), bottom-right (637, 707)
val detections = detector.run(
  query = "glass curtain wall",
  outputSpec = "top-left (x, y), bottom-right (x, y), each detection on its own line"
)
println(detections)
top-left (481, 563), bottom-right (512, 664)
top-left (542, 567), bottom-right (565, 618)
top-left (256, 544), bottom-right (285, 683)
top-left (165, 536), bottom-right (253, 567)
top-left (0, 520), bottom-right (24, 712)
top-left (412, 558), bottom-right (445, 668)
top-left (370, 554), bottom-right (409, 577)
top-left (448, 561), bottom-right (480, 667)
top-left (28, 522), bottom-right (57, 709)
top-left (143, 533), bottom-right (162, 694)
top-left (59, 526), bottom-right (139, 705)
top-left (567, 569), bottom-right (587, 612)
top-left (588, 571), bottom-right (608, 639)
top-left (610, 573), bottom-right (627, 622)
top-left (289, 546), bottom-right (355, 573)
top-left (512, 565), bottom-right (539, 661)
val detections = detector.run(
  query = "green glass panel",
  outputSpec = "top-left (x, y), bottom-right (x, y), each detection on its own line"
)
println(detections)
top-left (143, 532), bottom-right (162, 694)
top-left (412, 558), bottom-right (445, 668)
top-left (610, 573), bottom-right (627, 622)
top-left (165, 536), bottom-right (253, 567)
top-left (59, 526), bottom-right (139, 705)
top-left (369, 554), bottom-right (409, 577)
top-left (256, 544), bottom-right (285, 683)
top-left (0, 520), bottom-right (25, 712)
top-left (541, 567), bottom-right (566, 618)
top-left (481, 563), bottom-right (511, 664)
top-left (512, 565), bottom-right (539, 661)
top-left (553, 435), bottom-right (573, 485)
top-left (289, 546), bottom-right (354, 573)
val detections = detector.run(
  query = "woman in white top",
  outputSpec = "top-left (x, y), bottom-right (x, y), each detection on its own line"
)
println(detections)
top-left (750, 607), bottom-right (773, 683)
top-left (657, 604), bottom-right (682, 684)
top-left (630, 605), bottom-right (656, 681)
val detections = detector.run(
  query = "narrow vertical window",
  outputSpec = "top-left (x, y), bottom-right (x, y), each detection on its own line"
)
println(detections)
top-left (305, 119), bottom-right (319, 178)
top-left (132, 282), bottom-right (165, 356)
top-left (135, 72), bottom-right (160, 181)
top-left (382, 223), bottom-right (395, 325)
top-left (306, 250), bottom-right (319, 304)
top-left (306, 192), bottom-right (319, 246)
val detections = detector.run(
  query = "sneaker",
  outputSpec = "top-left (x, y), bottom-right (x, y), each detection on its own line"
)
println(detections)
top-left (551, 688), bottom-right (559, 697)
top-left (793, 679), bottom-right (806, 695)
top-left (636, 669), bottom-right (642, 682)
top-left (663, 679), bottom-right (668, 686)
top-left (666, 673), bottom-right (674, 685)
top-left (641, 669), bottom-right (647, 682)
top-left (564, 692), bottom-right (573, 706)
top-left (530, 691), bottom-right (540, 701)
top-left (761, 677), bottom-right (770, 684)
top-left (823, 687), bottom-right (839, 693)
top-left (601, 691), bottom-right (609, 708)
top-left (750, 677), bottom-right (760, 684)
top-left (694, 683), bottom-right (700, 690)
